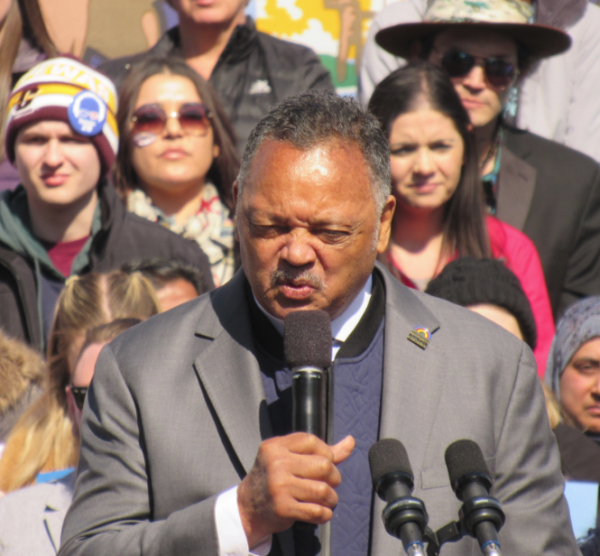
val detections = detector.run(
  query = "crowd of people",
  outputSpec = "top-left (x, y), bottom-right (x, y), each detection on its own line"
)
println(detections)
top-left (0, 0), bottom-right (599, 554)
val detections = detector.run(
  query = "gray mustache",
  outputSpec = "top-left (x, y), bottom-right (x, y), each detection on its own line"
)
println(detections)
top-left (270, 268), bottom-right (324, 289)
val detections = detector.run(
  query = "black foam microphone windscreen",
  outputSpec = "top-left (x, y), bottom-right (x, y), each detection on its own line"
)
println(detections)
top-left (444, 440), bottom-right (504, 555)
top-left (284, 310), bottom-right (332, 369)
top-left (445, 439), bottom-right (489, 490)
top-left (369, 438), bottom-right (413, 491)
top-left (369, 439), bottom-right (428, 555)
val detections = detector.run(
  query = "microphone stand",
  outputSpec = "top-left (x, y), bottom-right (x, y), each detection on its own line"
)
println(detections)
top-left (318, 363), bottom-right (334, 556)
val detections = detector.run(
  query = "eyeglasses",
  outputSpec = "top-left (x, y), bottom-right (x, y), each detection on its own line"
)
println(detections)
top-left (71, 386), bottom-right (88, 411)
top-left (131, 103), bottom-right (212, 137)
top-left (437, 48), bottom-right (519, 89)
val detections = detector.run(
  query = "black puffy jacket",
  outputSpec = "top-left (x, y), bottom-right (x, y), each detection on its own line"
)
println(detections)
top-left (0, 182), bottom-right (214, 350)
top-left (100, 18), bottom-right (335, 154)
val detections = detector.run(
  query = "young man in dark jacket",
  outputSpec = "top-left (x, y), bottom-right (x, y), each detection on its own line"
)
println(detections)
top-left (1, 56), bottom-right (213, 351)
top-left (100, 0), bottom-right (334, 155)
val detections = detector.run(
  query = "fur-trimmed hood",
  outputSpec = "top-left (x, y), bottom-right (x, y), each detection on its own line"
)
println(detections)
top-left (0, 330), bottom-right (44, 416)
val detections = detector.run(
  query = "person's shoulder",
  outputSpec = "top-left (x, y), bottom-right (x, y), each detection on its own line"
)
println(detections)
top-left (98, 29), bottom-right (178, 85)
top-left (504, 124), bottom-right (600, 169)
top-left (487, 215), bottom-right (537, 252)
top-left (383, 266), bottom-right (522, 341)
top-left (0, 478), bottom-right (67, 514)
top-left (255, 30), bottom-right (323, 64)
top-left (108, 271), bottom-right (247, 358)
top-left (112, 195), bottom-right (202, 255)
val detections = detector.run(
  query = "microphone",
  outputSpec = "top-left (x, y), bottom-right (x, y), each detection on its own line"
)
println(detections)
top-left (444, 440), bottom-right (505, 556)
top-left (284, 310), bottom-right (331, 440)
top-left (369, 439), bottom-right (428, 556)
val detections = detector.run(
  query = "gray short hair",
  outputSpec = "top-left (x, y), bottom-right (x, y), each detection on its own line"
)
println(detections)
top-left (236, 91), bottom-right (391, 214)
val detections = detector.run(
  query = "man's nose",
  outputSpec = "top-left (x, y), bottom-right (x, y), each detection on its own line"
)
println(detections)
top-left (43, 139), bottom-right (66, 167)
top-left (280, 231), bottom-right (317, 267)
top-left (461, 63), bottom-right (487, 90)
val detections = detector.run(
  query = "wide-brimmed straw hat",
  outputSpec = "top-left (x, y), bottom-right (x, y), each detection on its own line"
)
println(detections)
top-left (376, 0), bottom-right (571, 60)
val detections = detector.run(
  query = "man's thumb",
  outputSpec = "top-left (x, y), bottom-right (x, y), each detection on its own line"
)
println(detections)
top-left (332, 435), bottom-right (355, 464)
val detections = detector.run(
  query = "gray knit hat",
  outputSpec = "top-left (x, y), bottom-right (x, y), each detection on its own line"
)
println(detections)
top-left (545, 296), bottom-right (600, 400)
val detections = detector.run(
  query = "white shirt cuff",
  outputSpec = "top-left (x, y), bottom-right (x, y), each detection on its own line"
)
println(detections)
top-left (215, 486), bottom-right (272, 556)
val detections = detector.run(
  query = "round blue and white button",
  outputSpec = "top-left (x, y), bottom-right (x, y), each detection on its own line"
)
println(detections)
top-left (68, 90), bottom-right (107, 136)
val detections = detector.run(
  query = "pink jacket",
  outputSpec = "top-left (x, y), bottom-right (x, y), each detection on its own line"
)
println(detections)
top-left (385, 216), bottom-right (554, 376)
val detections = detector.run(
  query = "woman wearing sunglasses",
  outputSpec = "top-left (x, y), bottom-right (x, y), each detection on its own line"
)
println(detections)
top-left (115, 57), bottom-right (240, 287)
top-left (369, 61), bottom-right (554, 375)
top-left (375, 0), bottom-right (600, 322)
top-left (0, 271), bottom-right (159, 493)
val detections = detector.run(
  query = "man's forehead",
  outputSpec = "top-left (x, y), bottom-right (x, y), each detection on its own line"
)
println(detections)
top-left (244, 138), bottom-right (369, 187)
top-left (433, 27), bottom-right (519, 56)
top-left (17, 119), bottom-right (88, 139)
top-left (241, 138), bottom-right (376, 214)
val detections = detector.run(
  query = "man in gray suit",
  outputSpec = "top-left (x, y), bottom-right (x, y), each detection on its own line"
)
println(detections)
top-left (58, 92), bottom-right (579, 556)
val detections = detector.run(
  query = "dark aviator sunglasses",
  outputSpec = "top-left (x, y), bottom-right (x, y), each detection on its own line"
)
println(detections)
top-left (438, 48), bottom-right (519, 89)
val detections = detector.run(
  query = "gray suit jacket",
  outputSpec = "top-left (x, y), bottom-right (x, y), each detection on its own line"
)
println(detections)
top-left (0, 471), bottom-right (75, 555)
top-left (58, 265), bottom-right (579, 556)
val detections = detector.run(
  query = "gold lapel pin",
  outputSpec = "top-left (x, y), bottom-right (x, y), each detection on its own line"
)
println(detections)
top-left (407, 326), bottom-right (430, 349)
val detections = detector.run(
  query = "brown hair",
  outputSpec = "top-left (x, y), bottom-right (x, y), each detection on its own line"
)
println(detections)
top-left (0, 0), bottom-right (56, 163)
top-left (0, 271), bottom-right (159, 493)
top-left (114, 56), bottom-right (240, 211)
top-left (369, 61), bottom-right (491, 260)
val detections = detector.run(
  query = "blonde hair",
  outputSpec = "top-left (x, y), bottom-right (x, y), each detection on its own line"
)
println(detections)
top-left (0, 270), bottom-right (159, 492)
top-left (541, 381), bottom-right (562, 430)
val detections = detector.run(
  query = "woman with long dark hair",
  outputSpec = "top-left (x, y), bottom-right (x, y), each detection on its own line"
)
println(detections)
top-left (114, 56), bottom-right (240, 286)
top-left (369, 61), bottom-right (554, 374)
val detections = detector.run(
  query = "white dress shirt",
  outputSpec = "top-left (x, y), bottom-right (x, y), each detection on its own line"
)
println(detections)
top-left (215, 277), bottom-right (373, 556)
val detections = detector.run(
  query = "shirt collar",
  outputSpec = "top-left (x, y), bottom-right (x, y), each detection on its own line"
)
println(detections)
top-left (252, 275), bottom-right (373, 345)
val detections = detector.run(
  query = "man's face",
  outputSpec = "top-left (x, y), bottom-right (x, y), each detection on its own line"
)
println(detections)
top-left (560, 337), bottom-right (600, 434)
top-left (235, 139), bottom-right (395, 320)
top-left (428, 28), bottom-right (519, 129)
top-left (14, 120), bottom-right (101, 209)
top-left (170, 0), bottom-right (247, 26)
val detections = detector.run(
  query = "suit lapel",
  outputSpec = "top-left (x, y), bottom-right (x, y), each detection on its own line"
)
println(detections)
top-left (496, 146), bottom-right (537, 231)
top-left (371, 266), bottom-right (447, 556)
top-left (193, 271), bottom-right (273, 475)
top-left (192, 271), bottom-right (294, 556)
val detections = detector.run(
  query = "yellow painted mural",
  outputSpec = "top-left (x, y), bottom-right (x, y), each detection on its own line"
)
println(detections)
top-left (255, 0), bottom-right (395, 93)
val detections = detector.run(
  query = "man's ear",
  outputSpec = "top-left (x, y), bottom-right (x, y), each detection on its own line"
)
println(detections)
top-left (377, 195), bottom-right (396, 254)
